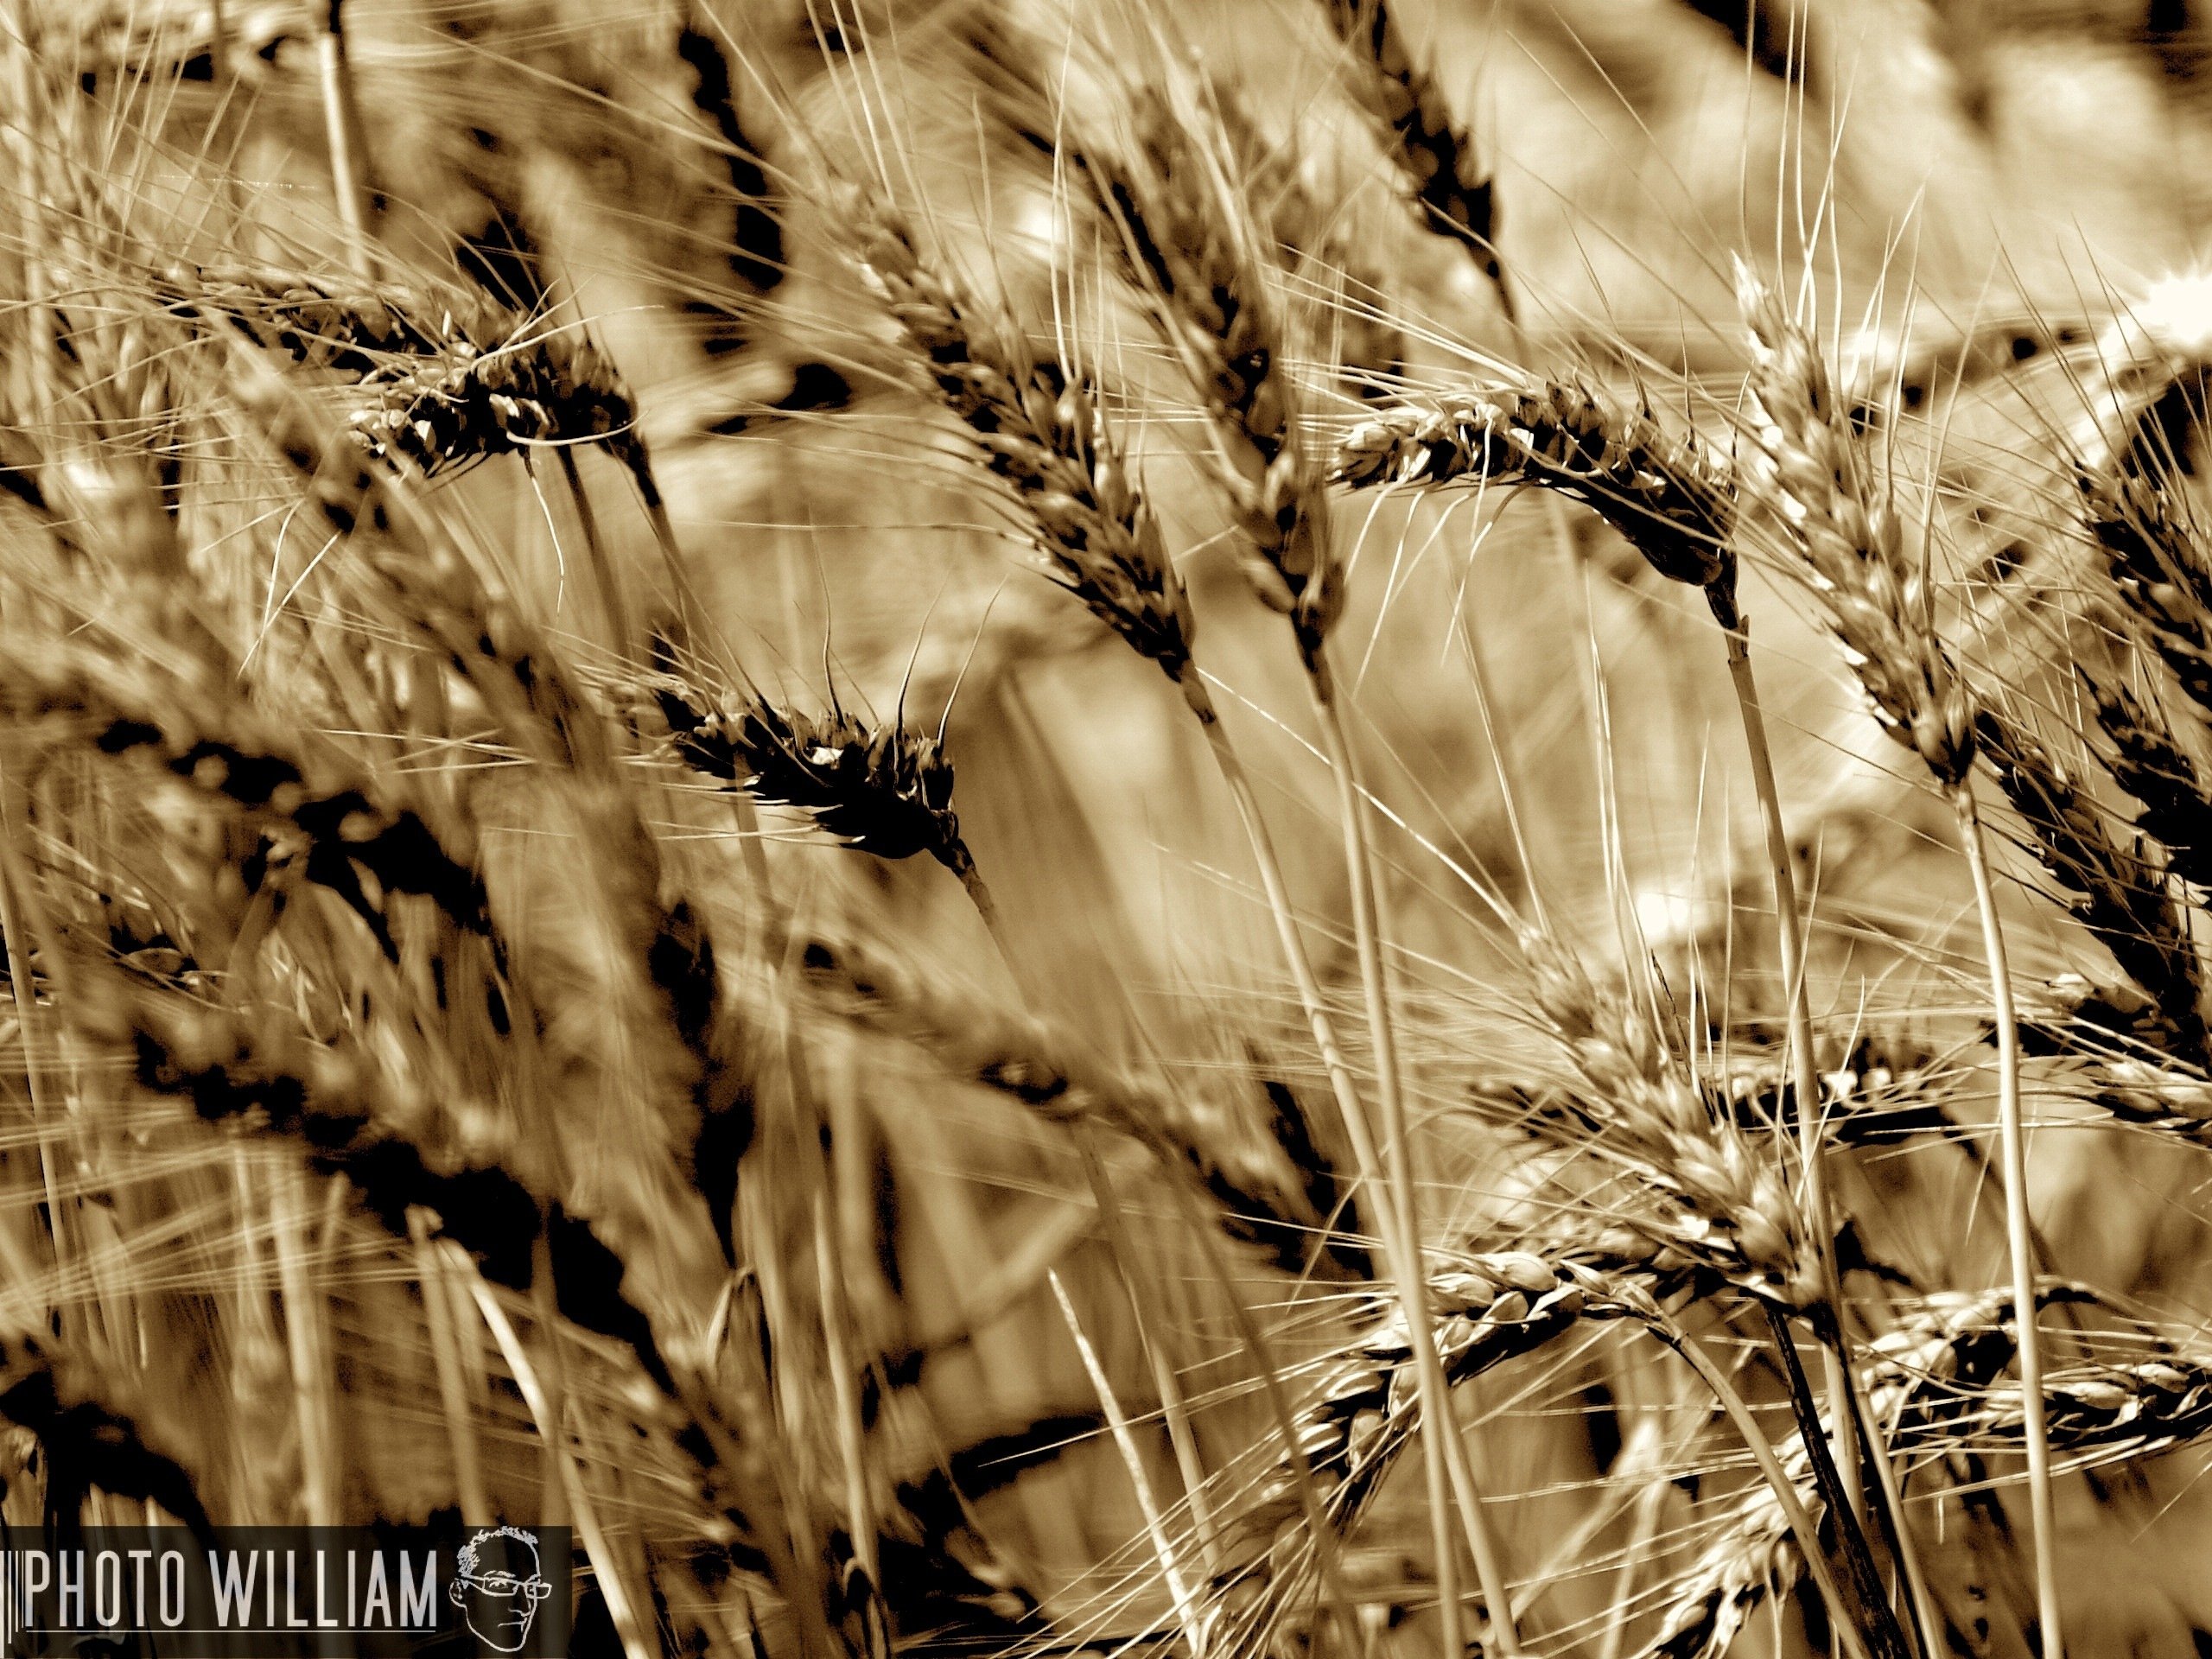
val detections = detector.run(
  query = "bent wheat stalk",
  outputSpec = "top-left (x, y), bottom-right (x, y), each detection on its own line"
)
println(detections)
top-left (1647, 1315), bottom-right (1876, 1659)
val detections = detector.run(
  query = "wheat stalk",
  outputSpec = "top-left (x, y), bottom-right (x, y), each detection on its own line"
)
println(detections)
top-left (313, 0), bottom-right (378, 277)
top-left (1094, 90), bottom-right (1530, 1654)
top-left (1739, 264), bottom-right (2056, 1659)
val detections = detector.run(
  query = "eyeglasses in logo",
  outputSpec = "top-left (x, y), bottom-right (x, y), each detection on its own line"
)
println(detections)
top-left (449, 1528), bottom-right (552, 1654)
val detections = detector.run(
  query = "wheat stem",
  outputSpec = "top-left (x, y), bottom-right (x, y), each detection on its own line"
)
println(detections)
top-left (1760, 1302), bottom-right (1916, 1659)
top-left (1168, 1174), bottom-right (1370, 1654)
top-left (916, 804), bottom-right (1363, 1588)
top-left (628, 461), bottom-right (718, 650)
top-left (528, 1231), bottom-right (574, 1529)
top-left (553, 448), bottom-right (632, 652)
top-left (1048, 1268), bottom-right (1206, 1655)
top-left (958, 865), bottom-right (1004, 938)
top-left (1955, 786), bottom-right (2064, 1659)
top-left (1723, 628), bottom-right (1936, 1652)
top-left (314, 2), bottom-right (378, 281)
top-left (0, 787), bottom-right (65, 1269)
top-left (772, 925), bottom-right (902, 1646)
top-left (268, 1164), bottom-right (339, 1528)
top-left (1076, 1135), bottom-right (1218, 1573)
top-left (747, 927), bottom-right (933, 1647)
top-left (1820, 1299), bottom-right (1941, 1659)
top-left (462, 1249), bottom-right (656, 1659)
top-left (955, 850), bottom-right (1220, 1546)
top-left (1719, 636), bottom-right (1826, 1190)
top-left (407, 1209), bottom-right (491, 1525)
top-left (1307, 650), bottom-right (1523, 1655)
top-left (811, 1189), bottom-right (879, 1589)
top-left (1180, 675), bottom-right (1465, 1659)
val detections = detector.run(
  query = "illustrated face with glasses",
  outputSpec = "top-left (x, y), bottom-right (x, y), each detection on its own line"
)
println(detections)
top-left (450, 1528), bottom-right (553, 1654)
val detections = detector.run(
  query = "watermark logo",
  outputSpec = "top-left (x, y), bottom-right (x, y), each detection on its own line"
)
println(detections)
top-left (0, 1526), bottom-right (571, 1655)
top-left (449, 1528), bottom-right (551, 1655)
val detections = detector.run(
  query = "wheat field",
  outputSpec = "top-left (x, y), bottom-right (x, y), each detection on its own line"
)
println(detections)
top-left (5, 1), bottom-right (2212, 1655)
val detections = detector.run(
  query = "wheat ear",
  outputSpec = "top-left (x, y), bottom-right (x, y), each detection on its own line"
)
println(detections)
top-left (842, 199), bottom-right (1198, 682)
top-left (635, 636), bottom-right (1344, 1273)
top-left (2081, 458), bottom-right (2212, 719)
top-left (650, 672), bottom-right (992, 915)
top-left (1337, 388), bottom-right (1851, 1334)
top-left (1221, 1246), bottom-right (1713, 1637)
top-left (175, 264), bottom-right (684, 635)
top-left (2086, 676), bottom-right (2212, 884)
top-left (1974, 708), bottom-right (2204, 1058)
top-left (1314, 0), bottom-right (1511, 312)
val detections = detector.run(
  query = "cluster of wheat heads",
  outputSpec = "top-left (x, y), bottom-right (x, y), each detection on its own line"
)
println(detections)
top-left (10, 1), bottom-right (2212, 1656)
